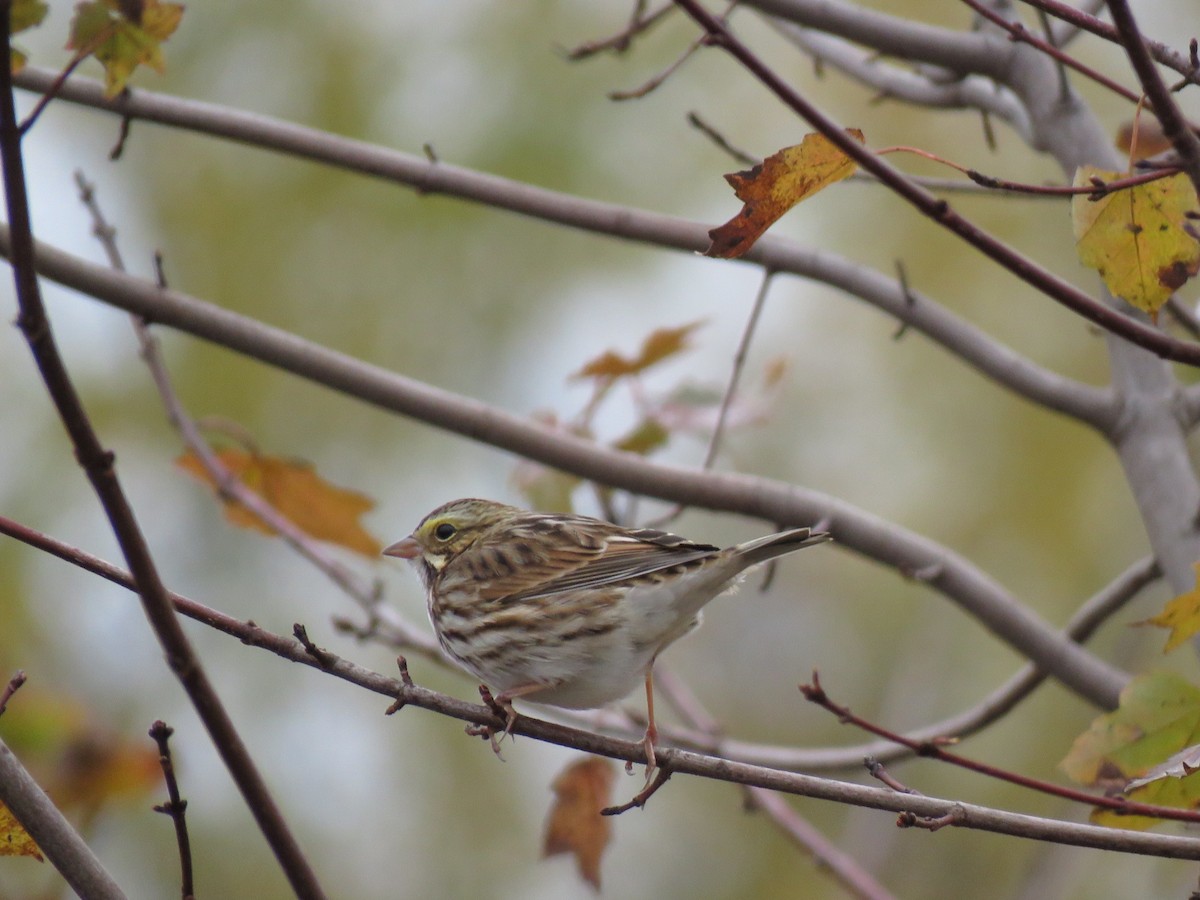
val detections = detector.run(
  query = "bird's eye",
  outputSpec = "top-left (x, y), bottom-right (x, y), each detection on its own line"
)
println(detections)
top-left (434, 523), bottom-right (457, 541)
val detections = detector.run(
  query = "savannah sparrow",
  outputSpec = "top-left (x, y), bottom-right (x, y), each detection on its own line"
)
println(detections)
top-left (384, 498), bottom-right (830, 772)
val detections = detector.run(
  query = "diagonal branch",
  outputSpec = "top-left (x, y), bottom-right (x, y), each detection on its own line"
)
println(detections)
top-left (2, 517), bottom-right (1197, 862)
top-left (0, 229), bottom-right (1129, 709)
top-left (1105, 0), bottom-right (1200, 196)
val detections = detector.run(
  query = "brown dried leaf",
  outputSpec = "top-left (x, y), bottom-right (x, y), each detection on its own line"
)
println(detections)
top-left (542, 756), bottom-right (616, 890)
top-left (706, 129), bottom-right (865, 259)
top-left (177, 448), bottom-right (382, 556)
top-left (573, 321), bottom-right (705, 381)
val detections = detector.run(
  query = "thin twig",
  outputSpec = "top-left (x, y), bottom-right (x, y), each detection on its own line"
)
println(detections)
top-left (1105, 0), bottom-right (1200, 197)
top-left (563, 1), bottom-right (672, 60)
top-left (648, 268), bottom-right (775, 527)
top-left (801, 671), bottom-right (1200, 825)
top-left (0, 670), bottom-right (27, 717)
top-left (686, 110), bottom-right (758, 166)
top-left (1016, 0), bottom-right (1198, 81)
top-left (609, 0), bottom-right (736, 100)
top-left (149, 721), bottom-right (194, 900)
top-left (72, 171), bottom-right (423, 649)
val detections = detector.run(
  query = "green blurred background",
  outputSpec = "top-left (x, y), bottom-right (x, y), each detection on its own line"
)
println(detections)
top-left (3, 1), bottom-right (1199, 897)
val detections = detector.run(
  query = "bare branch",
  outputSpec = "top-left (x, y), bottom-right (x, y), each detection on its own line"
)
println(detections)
top-left (3, 518), bottom-right (1197, 862)
top-left (148, 721), bottom-right (194, 900)
top-left (768, 20), bottom-right (1032, 137)
top-left (7, 68), bottom-right (1115, 426)
top-left (0, 238), bottom-right (1129, 708)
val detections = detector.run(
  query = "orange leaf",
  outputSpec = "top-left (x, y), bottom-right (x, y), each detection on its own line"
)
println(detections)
top-left (542, 757), bottom-right (615, 890)
top-left (573, 321), bottom-right (705, 381)
top-left (177, 448), bottom-right (382, 556)
top-left (0, 801), bottom-right (42, 861)
top-left (1139, 562), bottom-right (1200, 653)
top-left (706, 129), bottom-right (865, 259)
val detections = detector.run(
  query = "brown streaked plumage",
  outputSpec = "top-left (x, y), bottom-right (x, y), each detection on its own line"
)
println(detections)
top-left (384, 498), bottom-right (830, 775)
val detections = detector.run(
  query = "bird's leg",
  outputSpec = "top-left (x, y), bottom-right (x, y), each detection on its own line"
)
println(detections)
top-left (487, 682), bottom-right (552, 743)
top-left (640, 668), bottom-right (659, 783)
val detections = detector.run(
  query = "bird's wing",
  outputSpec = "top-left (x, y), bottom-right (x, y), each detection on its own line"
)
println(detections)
top-left (467, 518), bottom-right (720, 604)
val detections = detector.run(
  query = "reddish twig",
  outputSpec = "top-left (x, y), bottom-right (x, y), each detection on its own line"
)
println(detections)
top-left (1017, 0), bottom-right (1199, 83)
top-left (601, 761), bottom-right (674, 815)
top-left (961, 0), bottom-right (1139, 102)
top-left (802, 671), bottom-right (1200, 826)
top-left (0, 670), bottom-right (27, 717)
top-left (149, 721), bottom-right (194, 900)
top-left (563, 1), bottom-right (673, 60)
top-left (1105, 0), bottom-right (1200, 198)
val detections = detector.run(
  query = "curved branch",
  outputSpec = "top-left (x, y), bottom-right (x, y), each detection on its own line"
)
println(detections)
top-left (767, 19), bottom-right (1033, 140)
top-left (10, 67), bottom-right (1112, 428)
top-left (743, 0), bottom-right (1005, 77)
top-left (4, 519), bottom-right (1197, 862)
top-left (670, 555), bottom-right (1159, 771)
top-left (0, 230), bottom-right (1129, 709)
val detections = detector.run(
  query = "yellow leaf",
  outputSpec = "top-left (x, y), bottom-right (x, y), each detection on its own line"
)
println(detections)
top-left (1062, 672), bottom-right (1200, 829)
top-left (573, 321), bottom-right (705, 381)
top-left (177, 448), bottom-right (382, 557)
top-left (542, 757), bottom-right (615, 890)
top-left (706, 129), bottom-right (865, 259)
top-left (1139, 562), bottom-right (1200, 653)
top-left (1071, 166), bottom-right (1200, 316)
top-left (0, 802), bottom-right (42, 861)
top-left (67, 0), bottom-right (184, 98)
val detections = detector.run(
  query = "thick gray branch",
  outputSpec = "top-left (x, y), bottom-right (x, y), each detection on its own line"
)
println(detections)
top-left (0, 229), bottom-right (1129, 708)
top-left (12, 67), bottom-right (1112, 428)
top-left (744, 0), bottom-right (1007, 76)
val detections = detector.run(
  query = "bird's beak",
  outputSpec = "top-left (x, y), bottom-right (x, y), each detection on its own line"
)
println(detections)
top-left (382, 535), bottom-right (421, 559)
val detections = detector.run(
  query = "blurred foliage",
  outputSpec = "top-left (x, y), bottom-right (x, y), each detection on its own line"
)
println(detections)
top-left (3, 1), bottom-right (1200, 898)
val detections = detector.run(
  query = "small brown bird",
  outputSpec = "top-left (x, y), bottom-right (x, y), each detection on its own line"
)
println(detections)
top-left (384, 498), bottom-right (829, 773)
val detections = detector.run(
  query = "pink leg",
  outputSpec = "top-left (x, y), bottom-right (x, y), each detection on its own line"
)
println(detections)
top-left (641, 669), bottom-right (658, 779)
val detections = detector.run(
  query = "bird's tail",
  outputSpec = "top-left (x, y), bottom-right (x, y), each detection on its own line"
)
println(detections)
top-left (735, 527), bottom-right (832, 567)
